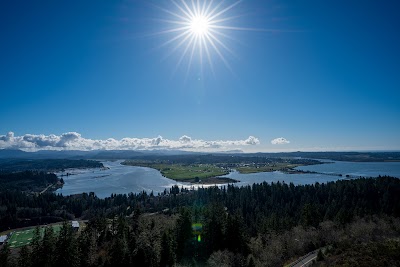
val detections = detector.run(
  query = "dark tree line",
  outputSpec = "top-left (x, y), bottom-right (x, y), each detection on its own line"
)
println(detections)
top-left (0, 171), bottom-right (58, 191)
top-left (1, 176), bottom-right (400, 232)
top-left (1, 176), bottom-right (400, 266)
top-left (122, 154), bottom-right (320, 166)
top-left (0, 159), bottom-right (103, 172)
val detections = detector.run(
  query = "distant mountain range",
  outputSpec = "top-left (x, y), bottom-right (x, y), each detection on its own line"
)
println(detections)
top-left (0, 149), bottom-right (399, 162)
top-left (0, 149), bottom-right (198, 160)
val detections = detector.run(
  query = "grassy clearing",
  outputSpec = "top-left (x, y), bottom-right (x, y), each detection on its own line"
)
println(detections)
top-left (124, 162), bottom-right (228, 181)
top-left (8, 224), bottom-right (62, 248)
top-left (159, 164), bottom-right (228, 180)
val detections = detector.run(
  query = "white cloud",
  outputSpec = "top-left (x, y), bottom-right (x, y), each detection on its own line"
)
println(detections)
top-left (179, 135), bottom-right (192, 143)
top-left (0, 131), bottom-right (261, 152)
top-left (271, 137), bottom-right (290, 145)
top-left (245, 136), bottom-right (260, 145)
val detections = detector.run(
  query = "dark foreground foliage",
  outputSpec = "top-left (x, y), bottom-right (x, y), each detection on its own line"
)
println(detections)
top-left (0, 176), bottom-right (399, 266)
top-left (1, 176), bottom-right (399, 232)
top-left (315, 239), bottom-right (400, 267)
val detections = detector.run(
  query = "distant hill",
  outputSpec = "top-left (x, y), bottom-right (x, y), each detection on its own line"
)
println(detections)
top-left (0, 149), bottom-right (399, 162)
top-left (242, 151), bottom-right (400, 162)
top-left (0, 149), bottom-right (195, 160)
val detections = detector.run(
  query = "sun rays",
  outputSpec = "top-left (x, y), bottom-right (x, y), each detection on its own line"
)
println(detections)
top-left (153, 0), bottom-right (249, 75)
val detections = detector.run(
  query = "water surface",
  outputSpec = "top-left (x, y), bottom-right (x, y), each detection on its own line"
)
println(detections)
top-left (56, 160), bottom-right (400, 198)
top-left (295, 160), bottom-right (400, 178)
top-left (56, 161), bottom-right (180, 198)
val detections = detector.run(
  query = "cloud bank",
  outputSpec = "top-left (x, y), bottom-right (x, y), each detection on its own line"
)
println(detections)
top-left (271, 137), bottom-right (290, 145)
top-left (0, 132), bottom-right (260, 152)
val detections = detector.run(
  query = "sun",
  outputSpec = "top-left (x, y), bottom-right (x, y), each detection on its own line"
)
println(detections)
top-left (190, 15), bottom-right (210, 36)
top-left (154, 0), bottom-right (247, 74)
top-left (152, 1), bottom-right (283, 75)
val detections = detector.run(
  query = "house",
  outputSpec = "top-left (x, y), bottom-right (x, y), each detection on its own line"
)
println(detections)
top-left (71, 221), bottom-right (79, 231)
top-left (0, 235), bottom-right (7, 244)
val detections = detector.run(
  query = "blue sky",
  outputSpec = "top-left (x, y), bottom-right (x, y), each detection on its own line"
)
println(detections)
top-left (0, 0), bottom-right (399, 152)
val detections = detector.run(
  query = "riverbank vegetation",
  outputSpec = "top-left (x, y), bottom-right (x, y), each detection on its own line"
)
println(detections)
top-left (0, 171), bottom-right (59, 192)
top-left (122, 162), bottom-right (229, 182)
top-left (0, 159), bottom-right (103, 172)
top-left (0, 159), bottom-right (103, 194)
top-left (122, 155), bottom-right (320, 182)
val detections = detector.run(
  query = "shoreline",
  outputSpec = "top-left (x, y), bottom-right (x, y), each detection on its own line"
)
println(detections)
top-left (180, 176), bottom-right (239, 185)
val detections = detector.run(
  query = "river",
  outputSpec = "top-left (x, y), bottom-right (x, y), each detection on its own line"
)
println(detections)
top-left (56, 160), bottom-right (400, 198)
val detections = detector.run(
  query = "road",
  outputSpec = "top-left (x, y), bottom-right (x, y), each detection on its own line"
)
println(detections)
top-left (287, 250), bottom-right (318, 267)
top-left (39, 184), bottom-right (53, 194)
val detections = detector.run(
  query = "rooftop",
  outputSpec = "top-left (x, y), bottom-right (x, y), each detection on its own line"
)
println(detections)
top-left (0, 235), bottom-right (7, 243)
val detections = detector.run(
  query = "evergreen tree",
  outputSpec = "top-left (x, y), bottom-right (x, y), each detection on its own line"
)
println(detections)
top-left (160, 230), bottom-right (175, 267)
top-left (30, 226), bottom-right (42, 267)
top-left (247, 255), bottom-right (256, 267)
top-left (225, 213), bottom-right (248, 254)
top-left (317, 249), bottom-right (324, 261)
top-left (175, 208), bottom-right (193, 261)
top-left (0, 243), bottom-right (11, 267)
top-left (41, 226), bottom-right (56, 267)
top-left (204, 204), bottom-right (226, 255)
top-left (108, 235), bottom-right (128, 267)
top-left (54, 221), bottom-right (79, 267)
top-left (18, 246), bottom-right (31, 267)
top-left (78, 228), bottom-right (97, 267)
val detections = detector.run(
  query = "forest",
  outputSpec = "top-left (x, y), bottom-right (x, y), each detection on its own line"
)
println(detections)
top-left (1, 174), bottom-right (400, 266)
top-left (0, 159), bottom-right (104, 172)
top-left (0, 171), bottom-right (59, 191)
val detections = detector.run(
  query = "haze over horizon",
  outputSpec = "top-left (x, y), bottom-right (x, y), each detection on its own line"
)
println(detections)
top-left (1, 1), bottom-right (399, 152)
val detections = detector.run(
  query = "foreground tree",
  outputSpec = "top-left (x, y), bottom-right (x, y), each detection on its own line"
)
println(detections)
top-left (0, 243), bottom-right (11, 267)
top-left (54, 221), bottom-right (79, 267)
top-left (18, 246), bottom-right (31, 267)
top-left (160, 230), bottom-right (176, 267)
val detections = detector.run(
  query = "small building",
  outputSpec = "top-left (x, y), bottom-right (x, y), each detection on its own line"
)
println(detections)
top-left (0, 235), bottom-right (7, 244)
top-left (71, 221), bottom-right (79, 231)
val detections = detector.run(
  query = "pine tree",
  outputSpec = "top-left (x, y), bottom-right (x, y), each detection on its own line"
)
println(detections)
top-left (247, 255), bottom-right (256, 267)
top-left (30, 226), bottom-right (42, 267)
top-left (41, 226), bottom-right (56, 267)
top-left (175, 208), bottom-right (193, 261)
top-left (204, 204), bottom-right (226, 255)
top-left (0, 243), bottom-right (11, 267)
top-left (160, 231), bottom-right (175, 267)
top-left (55, 221), bottom-right (79, 267)
top-left (78, 228), bottom-right (97, 267)
top-left (225, 213), bottom-right (248, 254)
top-left (18, 246), bottom-right (31, 267)
top-left (109, 235), bottom-right (128, 267)
top-left (317, 249), bottom-right (325, 261)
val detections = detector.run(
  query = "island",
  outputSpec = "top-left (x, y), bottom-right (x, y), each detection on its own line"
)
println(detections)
top-left (122, 154), bottom-right (322, 184)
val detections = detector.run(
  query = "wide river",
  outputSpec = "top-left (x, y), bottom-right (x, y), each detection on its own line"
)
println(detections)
top-left (56, 160), bottom-right (400, 198)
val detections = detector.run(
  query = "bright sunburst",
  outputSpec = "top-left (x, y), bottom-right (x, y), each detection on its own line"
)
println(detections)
top-left (155, 0), bottom-right (247, 74)
top-left (190, 15), bottom-right (210, 36)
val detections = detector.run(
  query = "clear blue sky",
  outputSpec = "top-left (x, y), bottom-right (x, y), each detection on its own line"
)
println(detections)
top-left (1, 0), bottom-right (399, 152)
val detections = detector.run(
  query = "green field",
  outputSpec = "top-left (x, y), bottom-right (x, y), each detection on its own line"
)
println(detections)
top-left (123, 162), bottom-right (228, 181)
top-left (8, 225), bottom-right (62, 248)
top-left (158, 164), bottom-right (228, 180)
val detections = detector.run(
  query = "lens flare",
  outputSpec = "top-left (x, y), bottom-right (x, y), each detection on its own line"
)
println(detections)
top-left (153, 0), bottom-right (290, 76)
